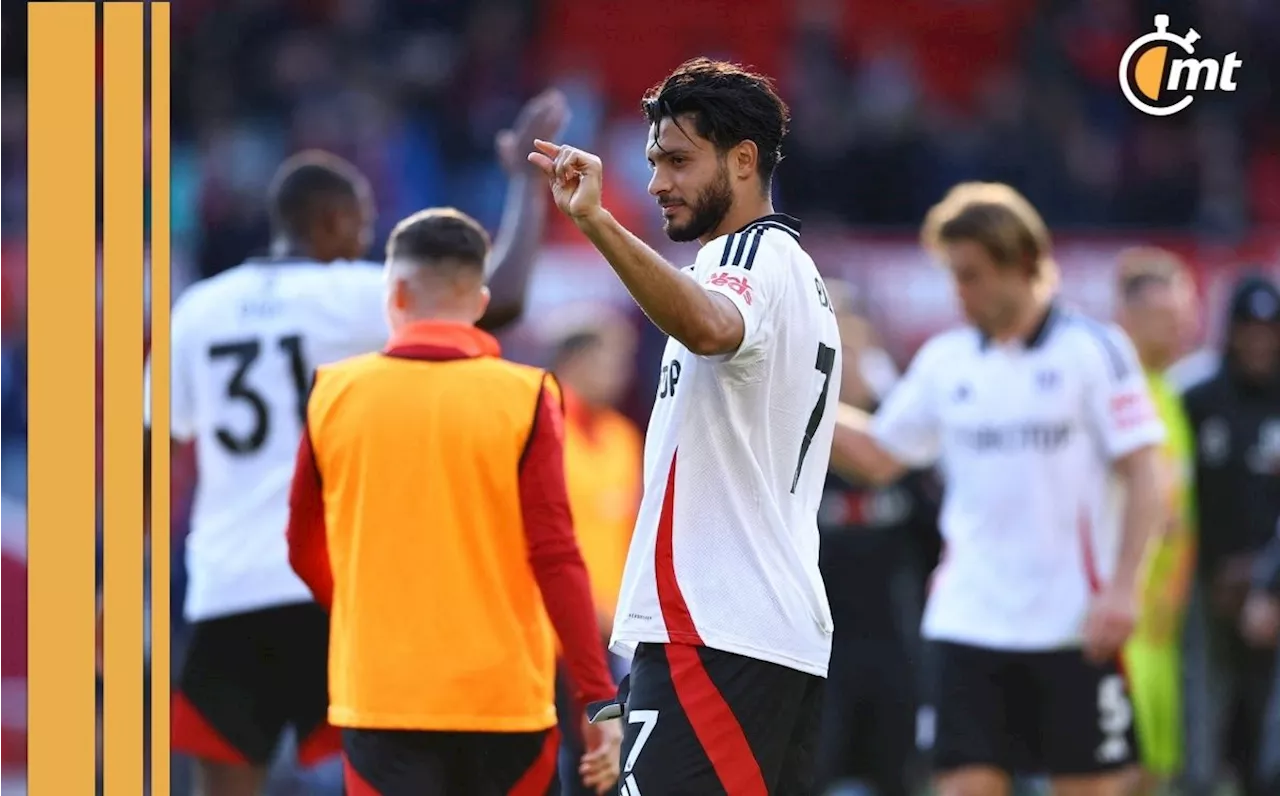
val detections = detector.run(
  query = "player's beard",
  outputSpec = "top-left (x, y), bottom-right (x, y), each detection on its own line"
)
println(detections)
top-left (664, 164), bottom-right (734, 243)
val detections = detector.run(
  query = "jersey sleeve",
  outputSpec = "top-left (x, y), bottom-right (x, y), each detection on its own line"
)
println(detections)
top-left (1081, 323), bottom-right (1166, 460)
top-left (145, 292), bottom-right (197, 441)
top-left (870, 338), bottom-right (944, 468)
top-left (696, 231), bottom-right (787, 360)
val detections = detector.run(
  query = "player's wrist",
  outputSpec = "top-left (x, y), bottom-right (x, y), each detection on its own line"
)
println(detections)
top-left (571, 205), bottom-right (612, 231)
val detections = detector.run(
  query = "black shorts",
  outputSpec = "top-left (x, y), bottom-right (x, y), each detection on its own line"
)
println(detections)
top-left (815, 640), bottom-right (918, 796)
top-left (341, 727), bottom-right (560, 796)
top-left (616, 642), bottom-right (824, 795)
top-left (925, 641), bottom-right (1137, 777)
top-left (172, 602), bottom-right (336, 767)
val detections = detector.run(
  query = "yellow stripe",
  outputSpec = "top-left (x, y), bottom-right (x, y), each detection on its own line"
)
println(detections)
top-left (27, 3), bottom-right (98, 792)
top-left (149, 5), bottom-right (174, 794)
top-left (103, 4), bottom-right (146, 794)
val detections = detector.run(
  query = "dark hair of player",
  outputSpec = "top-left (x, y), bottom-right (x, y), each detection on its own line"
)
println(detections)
top-left (641, 57), bottom-right (791, 189)
top-left (921, 182), bottom-right (1058, 285)
top-left (385, 208), bottom-right (492, 274)
top-left (267, 150), bottom-right (366, 241)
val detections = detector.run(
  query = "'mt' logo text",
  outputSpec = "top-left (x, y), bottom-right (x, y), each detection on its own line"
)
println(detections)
top-left (1119, 15), bottom-right (1241, 116)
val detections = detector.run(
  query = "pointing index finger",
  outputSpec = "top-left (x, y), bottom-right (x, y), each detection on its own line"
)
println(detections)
top-left (533, 139), bottom-right (561, 157)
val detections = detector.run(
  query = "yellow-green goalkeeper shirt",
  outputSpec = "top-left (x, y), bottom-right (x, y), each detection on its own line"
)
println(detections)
top-left (1132, 371), bottom-right (1196, 645)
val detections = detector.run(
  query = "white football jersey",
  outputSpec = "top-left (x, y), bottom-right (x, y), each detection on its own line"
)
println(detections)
top-left (144, 259), bottom-right (389, 622)
top-left (871, 306), bottom-right (1165, 650)
top-left (609, 215), bottom-right (842, 678)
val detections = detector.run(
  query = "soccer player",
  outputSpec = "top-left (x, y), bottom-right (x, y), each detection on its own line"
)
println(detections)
top-left (829, 182), bottom-right (1166, 796)
top-left (1112, 248), bottom-right (1198, 795)
top-left (528, 57), bottom-right (842, 794)
top-left (145, 89), bottom-right (567, 796)
top-left (286, 208), bottom-right (621, 796)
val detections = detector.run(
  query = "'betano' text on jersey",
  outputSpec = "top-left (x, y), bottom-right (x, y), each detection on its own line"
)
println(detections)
top-left (143, 259), bottom-right (389, 622)
top-left (871, 306), bottom-right (1165, 650)
top-left (609, 215), bottom-right (843, 677)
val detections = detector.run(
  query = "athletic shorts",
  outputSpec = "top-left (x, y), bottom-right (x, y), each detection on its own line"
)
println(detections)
top-left (341, 727), bottom-right (559, 796)
top-left (926, 641), bottom-right (1137, 777)
top-left (612, 642), bottom-right (824, 795)
top-left (172, 602), bottom-right (338, 767)
top-left (1123, 638), bottom-right (1183, 775)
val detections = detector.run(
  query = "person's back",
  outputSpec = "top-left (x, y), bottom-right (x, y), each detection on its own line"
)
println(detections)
top-left (286, 208), bottom-right (622, 795)
top-left (308, 346), bottom-right (560, 726)
top-left (171, 259), bottom-right (386, 619)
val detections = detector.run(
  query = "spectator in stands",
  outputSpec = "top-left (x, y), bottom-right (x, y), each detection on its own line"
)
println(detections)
top-left (1181, 274), bottom-right (1280, 796)
top-left (543, 306), bottom-right (644, 796)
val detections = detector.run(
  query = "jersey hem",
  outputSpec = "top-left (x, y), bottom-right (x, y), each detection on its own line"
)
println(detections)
top-left (183, 592), bottom-right (317, 623)
top-left (611, 630), bottom-right (830, 678)
top-left (328, 708), bottom-right (558, 733)
top-left (922, 629), bottom-right (1085, 652)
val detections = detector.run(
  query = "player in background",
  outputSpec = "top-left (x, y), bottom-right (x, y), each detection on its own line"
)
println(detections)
top-left (817, 282), bottom-right (941, 796)
top-left (1111, 249), bottom-right (1199, 796)
top-left (529, 57), bottom-right (842, 795)
top-left (542, 308), bottom-right (644, 796)
top-left (829, 182), bottom-right (1165, 796)
top-left (286, 208), bottom-right (621, 796)
top-left (143, 90), bottom-right (568, 796)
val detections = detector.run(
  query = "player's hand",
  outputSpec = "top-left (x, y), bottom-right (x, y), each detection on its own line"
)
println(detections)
top-left (527, 140), bottom-right (604, 223)
top-left (496, 89), bottom-right (571, 175)
top-left (1241, 591), bottom-right (1280, 648)
top-left (1082, 585), bottom-right (1137, 663)
top-left (578, 715), bottom-right (622, 795)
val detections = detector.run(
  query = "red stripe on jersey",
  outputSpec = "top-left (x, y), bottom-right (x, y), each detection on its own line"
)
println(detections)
top-left (666, 644), bottom-right (768, 796)
top-left (508, 728), bottom-right (560, 796)
top-left (1078, 506), bottom-right (1101, 594)
top-left (654, 451), bottom-right (703, 644)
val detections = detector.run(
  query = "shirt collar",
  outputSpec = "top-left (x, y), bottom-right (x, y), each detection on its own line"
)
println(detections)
top-left (979, 302), bottom-right (1059, 352)
top-left (732, 213), bottom-right (803, 239)
top-left (383, 320), bottom-right (502, 362)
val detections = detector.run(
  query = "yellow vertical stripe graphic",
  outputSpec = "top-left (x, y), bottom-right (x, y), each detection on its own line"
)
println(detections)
top-left (103, 4), bottom-right (146, 794)
top-left (26, 3), bottom-right (99, 793)
top-left (150, 4), bottom-right (174, 794)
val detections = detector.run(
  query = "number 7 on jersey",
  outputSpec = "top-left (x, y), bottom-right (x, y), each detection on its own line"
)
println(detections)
top-left (791, 342), bottom-right (837, 494)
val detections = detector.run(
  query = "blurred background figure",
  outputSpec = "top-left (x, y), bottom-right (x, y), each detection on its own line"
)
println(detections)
top-left (1113, 248), bottom-right (1199, 796)
top-left (815, 280), bottom-right (941, 796)
top-left (1180, 274), bottom-right (1280, 796)
top-left (541, 304), bottom-right (644, 796)
top-left (1240, 519), bottom-right (1280, 796)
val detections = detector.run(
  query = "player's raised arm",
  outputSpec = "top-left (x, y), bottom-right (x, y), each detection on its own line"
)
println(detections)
top-left (528, 63), bottom-right (798, 357)
top-left (528, 140), bottom-right (746, 355)
top-left (478, 89), bottom-right (571, 333)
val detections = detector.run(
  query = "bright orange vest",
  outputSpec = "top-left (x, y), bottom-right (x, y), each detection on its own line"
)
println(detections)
top-left (307, 329), bottom-right (558, 732)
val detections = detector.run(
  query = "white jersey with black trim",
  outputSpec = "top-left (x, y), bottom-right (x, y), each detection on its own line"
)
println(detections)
top-left (609, 214), bottom-right (843, 677)
top-left (144, 259), bottom-right (389, 622)
top-left (871, 305), bottom-right (1166, 650)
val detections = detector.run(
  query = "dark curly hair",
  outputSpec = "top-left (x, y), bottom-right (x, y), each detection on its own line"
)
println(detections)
top-left (642, 57), bottom-right (791, 188)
